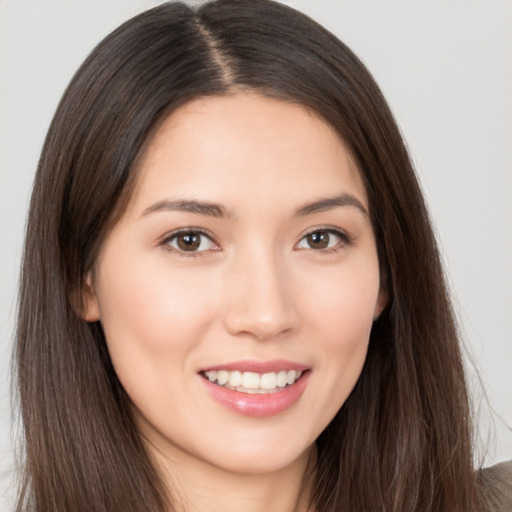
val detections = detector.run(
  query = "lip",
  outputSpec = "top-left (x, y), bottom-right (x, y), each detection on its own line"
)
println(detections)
top-left (200, 359), bottom-right (310, 373)
top-left (199, 365), bottom-right (311, 418)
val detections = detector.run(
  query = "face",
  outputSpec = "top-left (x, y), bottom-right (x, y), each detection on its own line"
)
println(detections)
top-left (85, 93), bottom-right (386, 478)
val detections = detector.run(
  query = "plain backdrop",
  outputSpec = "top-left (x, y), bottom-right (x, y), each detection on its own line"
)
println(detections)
top-left (1, 0), bottom-right (511, 508)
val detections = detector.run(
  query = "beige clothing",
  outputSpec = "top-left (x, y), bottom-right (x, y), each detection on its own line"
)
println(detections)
top-left (481, 459), bottom-right (512, 512)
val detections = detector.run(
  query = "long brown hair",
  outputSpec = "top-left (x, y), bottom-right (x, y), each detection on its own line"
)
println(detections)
top-left (15, 1), bottom-right (484, 510)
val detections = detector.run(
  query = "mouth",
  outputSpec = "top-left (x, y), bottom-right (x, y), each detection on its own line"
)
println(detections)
top-left (201, 369), bottom-right (304, 394)
top-left (199, 360), bottom-right (311, 416)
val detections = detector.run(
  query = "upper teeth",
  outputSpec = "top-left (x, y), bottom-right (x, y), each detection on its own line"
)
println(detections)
top-left (204, 370), bottom-right (302, 394)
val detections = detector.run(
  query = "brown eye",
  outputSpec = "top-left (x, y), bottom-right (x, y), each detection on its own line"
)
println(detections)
top-left (166, 231), bottom-right (216, 253)
top-left (177, 233), bottom-right (200, 251)
top-left (306, 231), bottom-right (330, 249)
top-left (296, 229), bottom-right (346, 250)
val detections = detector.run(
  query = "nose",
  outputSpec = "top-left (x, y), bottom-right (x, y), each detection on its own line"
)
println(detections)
top-left (222, 249), bottom-right (299, 341)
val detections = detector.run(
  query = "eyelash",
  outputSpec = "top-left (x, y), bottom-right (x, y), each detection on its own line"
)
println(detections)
top-left (159, 226), bottom-right (352, 257)
top-left (296, 227), bottom-right (353, 253)
top-left (159, 228), bottom-right (220, 258)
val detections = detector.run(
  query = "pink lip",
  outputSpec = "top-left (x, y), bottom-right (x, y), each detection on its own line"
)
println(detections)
top-left (199, 368), bottom-right (311, 418)
top-left (200, 359), bottom-right (309, 373)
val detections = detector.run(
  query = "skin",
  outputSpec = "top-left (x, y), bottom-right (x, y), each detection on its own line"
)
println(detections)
top-left (84, 93), bottom-right (387, 512)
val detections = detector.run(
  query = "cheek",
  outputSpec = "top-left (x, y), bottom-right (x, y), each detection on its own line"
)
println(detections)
top-left (93, 253), bottom-right (219, 391)
top-left (303, 259), bottom-right (381, 346)
top-left (300, 259), bottom-right (380, 421)
top-left (98, 252), bottom-right (212, 335)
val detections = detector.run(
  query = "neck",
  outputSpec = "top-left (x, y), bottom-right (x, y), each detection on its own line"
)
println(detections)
top-left (148, 440), bottom-right (316, 512)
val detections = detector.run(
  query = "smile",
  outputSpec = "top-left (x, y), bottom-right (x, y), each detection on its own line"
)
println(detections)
top-left (203, 370), bottom-right (303, 394)
top-left (199, 360), bottom-right (310, 417)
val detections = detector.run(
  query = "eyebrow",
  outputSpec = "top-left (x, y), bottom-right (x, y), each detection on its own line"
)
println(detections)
top-left (142, 199), bottom-right (229, 218)
top-left (294, 194), bottom-right (369, 217)
top-left (141, 193), bottom-right (368, 219)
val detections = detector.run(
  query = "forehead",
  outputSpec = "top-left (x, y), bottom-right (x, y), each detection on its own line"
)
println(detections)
top-left (128, 93), bottom-right (368, 216)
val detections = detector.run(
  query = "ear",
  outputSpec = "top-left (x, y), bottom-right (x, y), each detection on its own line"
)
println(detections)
top-left (373, 285), bottom-right (389, 321)
top-left (82, 272), bottom-right (101, 322)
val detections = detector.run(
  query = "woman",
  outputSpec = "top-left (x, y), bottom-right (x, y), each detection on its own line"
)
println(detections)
top-left (13, 1), bottom-right (510, 511)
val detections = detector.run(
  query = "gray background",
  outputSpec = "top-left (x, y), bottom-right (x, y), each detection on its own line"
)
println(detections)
top-left (1, 0), bottom-right (511, 509)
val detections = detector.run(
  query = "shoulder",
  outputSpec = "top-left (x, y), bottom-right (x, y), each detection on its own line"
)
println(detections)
top-left (479, 460), bottom-right (512, 512)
